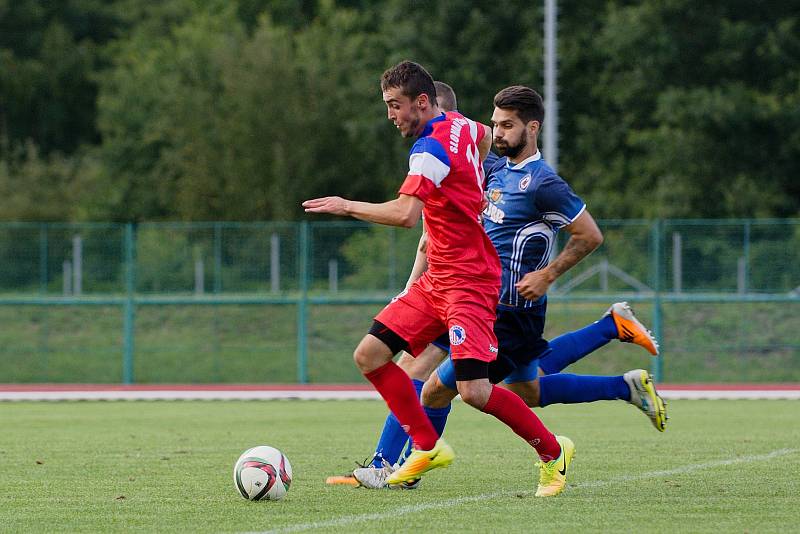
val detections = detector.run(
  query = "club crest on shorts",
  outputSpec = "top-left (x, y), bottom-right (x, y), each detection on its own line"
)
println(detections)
top-left (449, 325), bottom-right (467, 346)
top-left (519, 174), bottom-right (532, 191)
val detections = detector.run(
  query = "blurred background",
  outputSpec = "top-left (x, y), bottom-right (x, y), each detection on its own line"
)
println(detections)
top-left (0, 0), bottom-right (798, 385)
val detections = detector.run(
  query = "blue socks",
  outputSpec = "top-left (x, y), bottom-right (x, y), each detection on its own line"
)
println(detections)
top-left (398, 403), bottom-right (452, 464)
top-left (539, 314), bottom-right (618, 374)
top-left (538, 373), bottom-right (630, 407)
top-left (371, 379), bottom-right (425, 467)
top-left (424, 404), bottom-right (451, 438)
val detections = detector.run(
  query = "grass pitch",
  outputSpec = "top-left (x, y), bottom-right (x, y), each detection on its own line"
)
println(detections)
top-left (1, 399), bottom-right (798, 533)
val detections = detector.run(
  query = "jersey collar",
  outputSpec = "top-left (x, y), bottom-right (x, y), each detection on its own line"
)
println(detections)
top-left (419, 112), bottom-right (447, 138)
top-left (506, 151), bottom-right (542, 170)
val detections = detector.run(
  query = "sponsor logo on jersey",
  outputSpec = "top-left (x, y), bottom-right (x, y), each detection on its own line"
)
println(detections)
top-left (483, 202), bottom-right (505, 224)
top-left (519, 174), bottom-right (531, 191)
top-left (489, 188), bottom-right (503, 203)
top-left (449, 325), bottom-right (467, 346)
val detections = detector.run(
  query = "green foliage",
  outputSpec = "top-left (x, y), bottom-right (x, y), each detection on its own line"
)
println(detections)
top-left (1, 0), bottom-right (798, 221)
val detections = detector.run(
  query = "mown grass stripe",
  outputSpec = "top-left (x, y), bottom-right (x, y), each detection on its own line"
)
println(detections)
top-left (248, 448), bottom-right (798, 534)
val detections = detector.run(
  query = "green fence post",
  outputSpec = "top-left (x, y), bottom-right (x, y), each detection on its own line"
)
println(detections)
top-left (39, 223), bottom-right (48, 294)
top-left (296, 221), bottom-right (310, 384)
top-left (214, 222), bottom-right (222, 294)
top-left (651, 219), bottom-right (664, 382)
top-left (123, 223), bottom-right (136, 384)
top-left (743, 220), bottom-right (751, 293)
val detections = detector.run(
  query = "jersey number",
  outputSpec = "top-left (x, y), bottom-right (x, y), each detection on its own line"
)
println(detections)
top-left (466, 143), bottom-right (483, 190)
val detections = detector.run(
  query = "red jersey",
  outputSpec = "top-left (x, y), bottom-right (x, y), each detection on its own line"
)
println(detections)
top-left (398, 111), bottom-right (501, 285)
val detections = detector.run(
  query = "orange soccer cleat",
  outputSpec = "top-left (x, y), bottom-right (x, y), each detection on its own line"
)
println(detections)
top-left (606, 302), bottom-right (660, 356)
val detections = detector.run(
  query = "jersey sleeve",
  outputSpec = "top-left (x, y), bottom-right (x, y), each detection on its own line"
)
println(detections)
top-left (398, 137), bottom-right (451, 201)
top-left (535, 174), bottom-right (587, 229)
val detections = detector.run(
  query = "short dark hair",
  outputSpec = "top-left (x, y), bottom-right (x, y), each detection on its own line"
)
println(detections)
top-left (381, 61), bottom-right (437, 105)
top-left (493, 85), bottom-right (544, 125)
top-left (433, 81), bottom-right (457, 111)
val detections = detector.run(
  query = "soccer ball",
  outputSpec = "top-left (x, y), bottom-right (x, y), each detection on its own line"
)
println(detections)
top-left (233, 446), bottom-right (293, 501)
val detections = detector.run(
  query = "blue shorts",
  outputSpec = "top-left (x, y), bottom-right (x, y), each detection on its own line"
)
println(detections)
top-left (431, 332), bottom-right (450, 351)
top-left (436, 308), bottom-right (550, 389)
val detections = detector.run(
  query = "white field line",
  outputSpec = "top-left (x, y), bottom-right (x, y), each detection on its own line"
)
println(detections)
top-left (246, 448), bottom-right (798, 534)
top-left (1, 389), bottom-right (800, 401)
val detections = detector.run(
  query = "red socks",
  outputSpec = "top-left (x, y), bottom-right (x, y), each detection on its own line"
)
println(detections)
top-left (364, 362), bottom-right (438, 451)
top-left (482, 386), bottom-right (561, 461)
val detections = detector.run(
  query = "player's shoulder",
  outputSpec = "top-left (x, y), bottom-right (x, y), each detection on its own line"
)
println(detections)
top-left (410, 135), bottom-right (450, 166)
top-left (486, 154), bottom-right (507, 178)
top-left (519, 156), bottom-right (568, 188)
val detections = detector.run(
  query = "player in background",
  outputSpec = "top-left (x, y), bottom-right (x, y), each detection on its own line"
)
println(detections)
top-left (304, 61), bottom-right (574, 497)
top-left (341, 85), bottom-right (666, 493)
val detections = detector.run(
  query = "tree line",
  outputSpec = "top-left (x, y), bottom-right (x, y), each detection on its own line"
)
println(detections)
top-left (1, 0), bottom-right (798, 222)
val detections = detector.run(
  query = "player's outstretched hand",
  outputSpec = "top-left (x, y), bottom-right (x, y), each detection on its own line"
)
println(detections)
top-left (515, 269), bottom-right (555, 300)
top-left (302, 196), bottom-right (350, 216)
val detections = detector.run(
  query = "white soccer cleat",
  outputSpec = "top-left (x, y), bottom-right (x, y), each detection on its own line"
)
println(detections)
top-left (623, 369), bottom-right (668, 432)
top-left (352, 459), bottom-right (421, 490)
top-left (352, 459), bottom-right (394, 489)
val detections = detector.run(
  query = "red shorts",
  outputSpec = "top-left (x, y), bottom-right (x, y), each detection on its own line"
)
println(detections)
top-left (374, 272), bottom-right (499, 362)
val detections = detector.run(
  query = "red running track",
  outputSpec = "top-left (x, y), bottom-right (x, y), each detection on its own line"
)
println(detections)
top-left (1, 383), bottom-right (799, 400)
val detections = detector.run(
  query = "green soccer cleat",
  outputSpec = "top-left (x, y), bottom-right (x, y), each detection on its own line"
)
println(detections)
top-left (535, 435), bottom-right (575, 497)
top-left (623, 369), bottom-right (668, 432)
top-left (385, 438), bottom-right (454, 485)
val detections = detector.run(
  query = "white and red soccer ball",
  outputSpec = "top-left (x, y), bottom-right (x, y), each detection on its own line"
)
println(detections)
top-left (233, 446), bottom-right (293, 501)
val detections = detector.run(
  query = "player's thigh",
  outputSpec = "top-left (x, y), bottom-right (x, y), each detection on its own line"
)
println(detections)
top-left (375, 285), bottom-right (446, 357)
top-left (398, 344), bottom-right (449, 381)
top-left (492, 309), bottom-right (549, 381)
top-left (442, 289), bottom-right (498, 363)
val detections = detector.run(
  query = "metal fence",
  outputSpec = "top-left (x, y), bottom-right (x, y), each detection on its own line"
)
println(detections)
top-left (0, 220), bottom-right (798, 384)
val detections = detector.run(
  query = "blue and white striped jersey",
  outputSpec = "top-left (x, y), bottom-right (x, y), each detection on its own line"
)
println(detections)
top-left (483, 152), bottom-right (585, 314)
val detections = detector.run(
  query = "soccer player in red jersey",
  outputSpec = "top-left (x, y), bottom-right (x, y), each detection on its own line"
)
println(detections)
top-left (303, 61), bottom-right (574, 495)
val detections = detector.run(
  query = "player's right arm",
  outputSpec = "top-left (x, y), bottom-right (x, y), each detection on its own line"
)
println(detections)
top-left (515, 210), bottom-right (603, 300)
top-left (302, 194), bottom-right (423, 228)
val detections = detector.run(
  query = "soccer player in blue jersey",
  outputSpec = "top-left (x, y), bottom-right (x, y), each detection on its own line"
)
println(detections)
top-left (419, 87), bottom-right (666, 456)
top-left (328, 84), bottom-right (666, 492)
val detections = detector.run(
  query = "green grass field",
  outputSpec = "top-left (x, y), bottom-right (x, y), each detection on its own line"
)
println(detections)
top-left (1, 300), bottom-right (799, 383)
top-left (1, 400), bottom-right (798, 533)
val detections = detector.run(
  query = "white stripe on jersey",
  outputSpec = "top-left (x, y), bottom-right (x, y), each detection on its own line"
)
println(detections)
top-left (509, 221), bottom-right (555, 306)
top-left (466, 118), bottom-right (479, 143)
top-left (542, 204), bottom-right (586, 228)
top-left (409, 152), bottom-right (450, 187)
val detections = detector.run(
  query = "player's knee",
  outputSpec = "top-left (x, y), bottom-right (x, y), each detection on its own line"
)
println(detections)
top-left (352, 345), bottom-right (371, 372)
top-left (421, 372), bottom-right (453, 409)
top-left (353, 337), bottom-right (390, 373)
top-left (457, 380), bottom-right (492, 409)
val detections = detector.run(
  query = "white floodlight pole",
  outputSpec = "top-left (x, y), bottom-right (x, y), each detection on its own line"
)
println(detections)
top-left (543, 0), bottom-right (558, 171)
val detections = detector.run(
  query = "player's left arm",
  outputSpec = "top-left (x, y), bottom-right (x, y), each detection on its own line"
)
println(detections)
top-left (477, 122), bottom-right (492, 162)
top-left (302, 193), bottom-right (423, 228)
top-left (404, 228), bottom-right (429, 289)
top-left (515, 209), bottom-right (603, 299)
